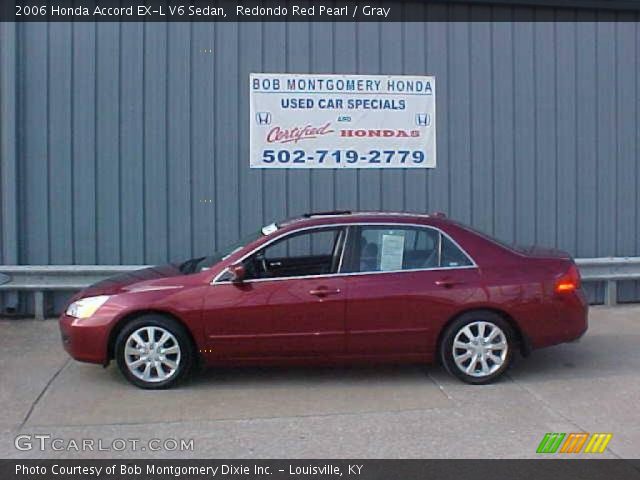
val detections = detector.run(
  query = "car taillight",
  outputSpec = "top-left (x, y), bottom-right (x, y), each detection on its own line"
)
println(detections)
top-left (555, 263), bottom-right (581, 293)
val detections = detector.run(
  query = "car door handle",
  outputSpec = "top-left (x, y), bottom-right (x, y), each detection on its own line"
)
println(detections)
top-left (309, 287), bottom-right (341, 297)
top-left (435, 279), bottom-right (464, 288)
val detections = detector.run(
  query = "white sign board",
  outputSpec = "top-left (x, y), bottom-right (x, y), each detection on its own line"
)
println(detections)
top-left (380, 233), bottom-right (406, 271)
top-left (250, 73), bottom-right (436, 169)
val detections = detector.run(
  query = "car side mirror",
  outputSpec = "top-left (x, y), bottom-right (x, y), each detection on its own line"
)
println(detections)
top-left (229, 263), bottom-right (246, 283)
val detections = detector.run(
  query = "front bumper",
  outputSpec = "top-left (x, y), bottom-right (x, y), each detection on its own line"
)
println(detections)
top-left (59, 313), bottom-right (112, 364)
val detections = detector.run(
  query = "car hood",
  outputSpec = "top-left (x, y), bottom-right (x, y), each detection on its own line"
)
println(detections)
top-left (77, 264), bottom-right (183, 298)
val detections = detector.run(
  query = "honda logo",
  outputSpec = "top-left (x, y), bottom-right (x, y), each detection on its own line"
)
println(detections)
top-left (256, 112), bottom-right (272, 125)
top-left (415, 113), bottom-right (431, 127)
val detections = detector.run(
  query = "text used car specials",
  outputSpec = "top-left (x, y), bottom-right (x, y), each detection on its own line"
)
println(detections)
top-left (250, 73), bottom-right (436, 168)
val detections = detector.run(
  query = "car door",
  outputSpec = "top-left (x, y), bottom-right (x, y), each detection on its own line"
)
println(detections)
top-left (342, 225), bottom-right (479, 356)
top-left (201, 227), bottom-right (347, 358)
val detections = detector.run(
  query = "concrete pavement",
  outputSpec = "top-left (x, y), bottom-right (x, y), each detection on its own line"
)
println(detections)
top-left (0, 306), bottom-right (638, 458)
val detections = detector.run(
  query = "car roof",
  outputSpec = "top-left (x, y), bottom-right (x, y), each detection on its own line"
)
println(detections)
top-left (278, 210), bottom-right (449, 229)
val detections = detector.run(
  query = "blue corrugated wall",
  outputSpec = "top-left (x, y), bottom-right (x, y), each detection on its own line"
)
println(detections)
top-left (1, 5), bottom-right (639, 314)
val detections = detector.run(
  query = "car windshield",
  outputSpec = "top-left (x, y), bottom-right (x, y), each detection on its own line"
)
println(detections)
top-left (179, 230), bottom-right (265, 273)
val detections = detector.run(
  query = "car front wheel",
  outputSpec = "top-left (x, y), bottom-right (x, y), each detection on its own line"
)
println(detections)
top-left (115, 314), bottom-right (193, 389)
top-left (440, 311), bottom-right (514, 384)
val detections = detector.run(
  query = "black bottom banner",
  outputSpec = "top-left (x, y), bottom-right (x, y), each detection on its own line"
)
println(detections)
top-left (2, 460), bottom-right (640, 480)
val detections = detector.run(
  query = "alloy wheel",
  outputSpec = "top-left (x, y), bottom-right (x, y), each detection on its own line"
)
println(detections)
top-left (124, 326), bottom-right (181, 383)
top-left (452, 321), bottom-right (508, 378)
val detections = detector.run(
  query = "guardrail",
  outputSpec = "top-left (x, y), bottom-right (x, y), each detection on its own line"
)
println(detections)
top-left (1, 258), bottom-right (639, 320)
top-left (574, 257), bottom-right (640, 308)
top-left (0, 265), bottom-right (149, 320)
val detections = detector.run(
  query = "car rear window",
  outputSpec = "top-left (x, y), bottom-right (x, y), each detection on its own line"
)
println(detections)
top-left (457, 223), bottom-right (521, 253)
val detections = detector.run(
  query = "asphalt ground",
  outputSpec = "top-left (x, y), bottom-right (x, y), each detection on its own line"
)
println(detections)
top-left (0, 306), bottom-right (638, 459)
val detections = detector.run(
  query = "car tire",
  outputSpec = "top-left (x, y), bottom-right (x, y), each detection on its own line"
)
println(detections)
top-left (115, 314), bottom-right (194, 389)
top-left (440, 311), bottom-right (515, 385)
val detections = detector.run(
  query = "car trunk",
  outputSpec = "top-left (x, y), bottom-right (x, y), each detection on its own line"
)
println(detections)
top-left (513, 245), bottom-right (572, 260)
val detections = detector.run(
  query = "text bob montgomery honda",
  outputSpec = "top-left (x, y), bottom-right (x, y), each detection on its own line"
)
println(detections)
top-left (59, 211), bottom-right (587, 389)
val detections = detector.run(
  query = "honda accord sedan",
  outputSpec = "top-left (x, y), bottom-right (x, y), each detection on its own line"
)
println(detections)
top-left (59, 211), bottom-right (587, 389)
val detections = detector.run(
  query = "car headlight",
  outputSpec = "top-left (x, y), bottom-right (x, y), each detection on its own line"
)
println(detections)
top-left (65, 295), bottom-right (111, 319)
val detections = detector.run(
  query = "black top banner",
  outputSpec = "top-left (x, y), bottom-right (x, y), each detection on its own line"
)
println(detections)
top-left (4, 459), bottom-right (640, 480)
top-left (2, 460), bottom-right (640, 480)
top-left (3, 0), bottom-right (640, 22)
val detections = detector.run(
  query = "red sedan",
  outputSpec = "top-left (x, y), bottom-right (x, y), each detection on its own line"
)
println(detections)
top-left (59, 211), bottom-right (588, 389)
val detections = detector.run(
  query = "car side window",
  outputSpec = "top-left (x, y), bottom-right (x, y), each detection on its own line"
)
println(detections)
top-left (345, 226), bottom-right (440, 273)
top-left (441, 235), bottom-right (473, 267)
top-left (243, 228), bottom-right (344, 280)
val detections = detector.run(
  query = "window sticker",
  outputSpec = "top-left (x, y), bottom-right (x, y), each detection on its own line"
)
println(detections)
top-left (380, 233), bottom-right (405, 271)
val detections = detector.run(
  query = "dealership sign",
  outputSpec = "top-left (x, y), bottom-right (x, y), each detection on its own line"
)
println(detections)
top-left (249, 73), bottom-right (436, 169)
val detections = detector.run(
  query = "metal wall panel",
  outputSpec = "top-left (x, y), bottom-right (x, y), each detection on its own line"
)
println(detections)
top-left (2, 5), bottom-right (640, 313)
top-left (0, 22), bottom-right (19, 312)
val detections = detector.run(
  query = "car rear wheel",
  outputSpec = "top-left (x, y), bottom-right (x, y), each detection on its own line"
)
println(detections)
top-left (440, 311), bottom-right (514, 384)
top-left (115, 314), bottom-right (193, 389)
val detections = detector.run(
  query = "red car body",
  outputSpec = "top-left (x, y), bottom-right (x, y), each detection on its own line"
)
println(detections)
top-left (59, 212), bottom-right (588, 371)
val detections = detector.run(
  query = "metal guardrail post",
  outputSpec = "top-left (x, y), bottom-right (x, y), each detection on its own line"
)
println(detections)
top-left (34, 290), bottom-right (44, 321)
top-left (605, 280), bottom-right (618, 307)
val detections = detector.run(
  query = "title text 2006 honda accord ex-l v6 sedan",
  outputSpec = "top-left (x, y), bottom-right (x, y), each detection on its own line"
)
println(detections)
top-left (59, 211), bottom-right (587, 389)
